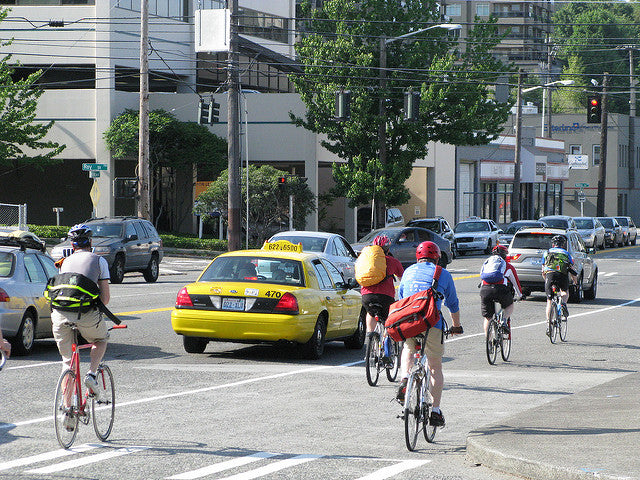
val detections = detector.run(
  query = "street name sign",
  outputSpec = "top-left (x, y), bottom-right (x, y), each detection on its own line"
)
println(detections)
top-left (82, 163), bottom-right (108, 171)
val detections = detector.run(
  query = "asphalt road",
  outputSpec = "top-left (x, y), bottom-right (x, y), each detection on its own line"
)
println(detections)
top-left (1, 247), bottom-right (639, 480)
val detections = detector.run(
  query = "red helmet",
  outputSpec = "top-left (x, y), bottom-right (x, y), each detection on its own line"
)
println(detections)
top-left (492, 244), bottom-right (509, 258)
top-left (373, 234), bottom-right (391, 249)
top-left (416, 241), bottom-right (440, 261)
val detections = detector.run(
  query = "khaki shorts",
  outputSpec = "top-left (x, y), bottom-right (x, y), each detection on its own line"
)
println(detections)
top-left (52, 308), bottom-right (108, 367)
top-left (404, 326), bottom-right (444, 358)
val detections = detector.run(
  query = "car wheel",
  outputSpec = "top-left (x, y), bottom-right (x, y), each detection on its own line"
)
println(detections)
top-left (110, 255), bottom-right (125, 284)
top-left (142, 254), bottom-right (159, 283)
top-left (569, 274), bottom-right (583, 303)
top-left (302, 315), bottom-right (327, 359)
top-left (584, 270), bottom-right (598, 300)
top-left (344, 309), bottom-right (366, 349)
top-left (12, 311), bottom-right (36, 356)
top-left (183, 336), bottom-right (208, 354)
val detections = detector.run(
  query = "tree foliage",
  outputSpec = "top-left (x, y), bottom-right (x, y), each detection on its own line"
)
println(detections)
top-left (0, 8), bottom-right (65, 168)
top-left (194, 165), bottom-right (316, 245)
top-left (290, 0), bottom-right (513, 209)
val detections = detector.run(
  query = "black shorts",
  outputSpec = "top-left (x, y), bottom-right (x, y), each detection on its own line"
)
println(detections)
top-left (545, 271), bottom-right (569, 299)
top-left (362, 294), bottom-right (395, 322)
top-left (480, 283), bottom-right (514, 318)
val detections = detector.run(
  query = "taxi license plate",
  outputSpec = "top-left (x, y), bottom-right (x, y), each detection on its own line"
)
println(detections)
top-left (222, 297), bottom-right (245, 311)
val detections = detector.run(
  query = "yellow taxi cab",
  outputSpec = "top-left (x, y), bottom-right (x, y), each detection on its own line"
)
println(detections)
top-left (171, 240), bottom-right (365, 359)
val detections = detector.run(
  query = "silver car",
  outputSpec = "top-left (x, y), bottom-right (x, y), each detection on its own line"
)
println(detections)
top-left (268, 231), bottom-right (358, 282)
top-left (453, 218), bottom-right (501, 255)
top-left (596, 217), bottom-right (624, 247)
top-left (615, 216), bottom-right (637, 246)
top-left (573, 217), bottom-right (605, 250)
top-left (498, 220), bottom-right (546, 246)
top-left (0, 231), bottom-right (59, 355)
top-left (508, 228), bottom-right (598, 302)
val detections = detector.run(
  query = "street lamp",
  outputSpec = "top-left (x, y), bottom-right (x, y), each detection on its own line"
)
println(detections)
top-left (374, 23), bottom-right (461, 229)
top-left (522, 79), bottom-right (574, 136)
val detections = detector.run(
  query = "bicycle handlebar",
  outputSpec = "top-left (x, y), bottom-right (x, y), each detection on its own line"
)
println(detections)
top-left (109, 324), bottom-right (127, 331)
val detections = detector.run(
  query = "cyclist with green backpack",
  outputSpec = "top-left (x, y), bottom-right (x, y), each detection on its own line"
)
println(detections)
top-left (542, 235), bottom-right (577, 325)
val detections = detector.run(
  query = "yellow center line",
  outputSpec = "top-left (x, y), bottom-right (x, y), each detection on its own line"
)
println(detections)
top-left (116, 307), bottom-right (173, 316)
top-left (453, 273), bottom-right (480, 280)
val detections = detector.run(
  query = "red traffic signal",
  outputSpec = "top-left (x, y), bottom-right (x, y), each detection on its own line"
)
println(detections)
top-left (278, 176), bottom-right (287, 184)
top-left (587, 95), bottom-right (601, 124)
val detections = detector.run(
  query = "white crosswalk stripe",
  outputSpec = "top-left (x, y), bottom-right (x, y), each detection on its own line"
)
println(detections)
top-left (218, 454), bottom-right (322, 480)
top-left (354, 460), bottom-right (431, 480)
top-left (0, 443), bottom-right (103, 472)
top-left (25, 446), bottom-right (149, 474)
top-left (167, 452), bottom-right (279, 480)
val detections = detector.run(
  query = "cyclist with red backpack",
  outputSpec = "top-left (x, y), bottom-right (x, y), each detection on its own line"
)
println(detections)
top-left (358, 235), bottom-right (404, 344)
top-left (395, 241), bottom-right (463, 427)
top-left (479, 244), bottom-right (523, 336)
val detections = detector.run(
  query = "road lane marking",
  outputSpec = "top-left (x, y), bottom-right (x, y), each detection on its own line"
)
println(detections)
top-left (603, 271), bottom-right (617, 277)
top-left (219, 454), bottom-right (321, 480)
top-left (354, 460), bottom-right (431, 480)
top-left (26, 446), bottom-right (149, 474)
top-left (167, 452), bottom-right (279, 479)
top-left (0, 443), bottom-right (103, 472)
top-left (116, 307), bottom-right (173, 315)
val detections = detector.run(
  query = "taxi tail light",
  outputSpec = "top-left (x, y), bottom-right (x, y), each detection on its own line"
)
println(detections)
top-left (274, 292), bottom-right (299, 314)
top-left (0, 288), bottom-right (9, 302)
top-left (506, 254), bottom-right (521, 262)
top-left (176, 287), bottom-right (193, 307)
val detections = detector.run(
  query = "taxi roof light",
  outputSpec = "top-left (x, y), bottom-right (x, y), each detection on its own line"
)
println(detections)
top-left (274, 292), bottom-right (299, 314)
top-left (176, 287), bottom-right (193, 307)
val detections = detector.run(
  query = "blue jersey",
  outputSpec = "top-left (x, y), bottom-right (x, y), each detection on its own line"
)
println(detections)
top-left (398, 261), bottom-right (460, 330)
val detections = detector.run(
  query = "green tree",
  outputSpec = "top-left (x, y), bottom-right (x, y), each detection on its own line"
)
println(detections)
top-left (104, 108), bottom-right (227, 230)
top-left (194, 165), bottom-right (315, 245)
top-left (0, 8), bottom-right (65, 168)
top-left (290, 0), bottom-right (513, 223)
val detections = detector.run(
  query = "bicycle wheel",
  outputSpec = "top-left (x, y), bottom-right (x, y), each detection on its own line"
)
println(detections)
top-left (548, 302), bottom-right (558, 344)
top-left (92, 364), bottom-right (115, 441)
top-left (500, 318), bottom-right (511, 361)
top-left (485, 319), bottom-right (498, 365)
top-left (54, 370), bottom-right (79, 449)
top-left (559, 310), bottom-right (568, 342)
top-left (404, 374), bottom-right (422, 451)
top-left (423, 370), bottom-right (436, 443)
top-left (385, 338), bottom-right (400, 382)
top-left (365, 333), bottom-right (381, 386)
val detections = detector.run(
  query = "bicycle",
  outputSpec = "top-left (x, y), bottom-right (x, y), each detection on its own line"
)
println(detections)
top-left (401, 327), bottom-right (450, 451)
top-left (365, 303), bottom-right (400, 386)
top-left (485, 302), bottom-right (512, 365)
top-left (54, 322), bottom-right (127, 449)
top-left (548, 284), bottom-right (568, 344)
top-left (0, 350), bottom-right (6, 371)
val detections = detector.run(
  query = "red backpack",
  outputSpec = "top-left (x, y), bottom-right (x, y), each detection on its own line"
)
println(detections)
top-left (385, 265), bottom-right (444, 342)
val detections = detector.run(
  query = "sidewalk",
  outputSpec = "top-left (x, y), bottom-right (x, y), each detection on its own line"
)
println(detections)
top-left (467, 372), bottom-right (640, 480)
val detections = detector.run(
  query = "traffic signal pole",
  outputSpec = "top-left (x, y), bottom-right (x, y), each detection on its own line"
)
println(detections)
top-left (227, 0), bottom-right (242, 251)
top-left (597, 73), bottom-right (608, 216)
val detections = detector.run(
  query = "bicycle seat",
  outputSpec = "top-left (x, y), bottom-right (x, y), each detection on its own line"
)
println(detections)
top-left (368, 302), bottom-right (385, 320)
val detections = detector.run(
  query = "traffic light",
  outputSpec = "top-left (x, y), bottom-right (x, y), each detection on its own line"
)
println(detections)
top-left (334, 90), bottom-right (351, 121)
top-left (198, 100), bottom-right (210, 125)
top-left (278, 176), bottom-right (287, 185)
top-left (210, 100), bottom-right (220, 123)
top-left (403, 91), bottom-right (421, 121)
top-left (587, 95), bottom-right (602, 124)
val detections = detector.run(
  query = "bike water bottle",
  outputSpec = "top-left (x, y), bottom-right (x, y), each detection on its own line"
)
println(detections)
top-left (383, 335), bottom-right (391, 357)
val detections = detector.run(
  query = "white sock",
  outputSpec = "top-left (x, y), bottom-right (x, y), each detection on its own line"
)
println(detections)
top-left (432, 407), bottom-right (441, 414)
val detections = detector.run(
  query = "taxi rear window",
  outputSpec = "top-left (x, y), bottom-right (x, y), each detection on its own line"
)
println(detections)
top-left (511, 233), bottom-right (556, 250)
top-left (199, 256), bottom-right (304, 287)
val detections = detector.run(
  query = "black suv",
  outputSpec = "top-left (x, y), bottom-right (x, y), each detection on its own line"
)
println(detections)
top-left (51, 217), bottom-right (164, 284)
top-left (406, 217), bottom-right (455, 243)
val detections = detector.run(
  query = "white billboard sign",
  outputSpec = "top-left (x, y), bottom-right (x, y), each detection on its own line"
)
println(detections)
top-left (567, 154), bottom-right (588, 170)
top-left (195, 9), bottom-right (230, 53)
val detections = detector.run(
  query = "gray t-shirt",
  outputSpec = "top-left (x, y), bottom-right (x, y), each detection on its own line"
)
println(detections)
top-left (60, 250), bottom-right (110, 284)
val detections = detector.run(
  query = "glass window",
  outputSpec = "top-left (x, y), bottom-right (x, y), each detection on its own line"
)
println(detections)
top-left (269, 234), bottom-right (326, 253)
top-left (569, 145), bottom-right (582, 155)
top-left (593, 145), bottom-right (601, 166)
top-left (511, 232), bottom-right (556, 249)
top-left (0, 252), bottom-right (15, 277)
top-left (321, 259), bottom-right (344, 286)
top-left (125, 222), bottom-right (137, 239)
top-left (199, 256), bottom-right (303, 286)
top-left (476, 4), bottom-right (489, 16)
top-left (313, 261), bottom-right (333, 290)
top-left (24, 254), bottom-right (48, 283)
top-left (88, 223), bottom-right (122, 238)
top-left (416, 229), bottom-right (432, 242)
top-left (446, 4), bottom-right (461, 16)
top-left (333, 238), bottom-right (349, 257)
top-left (38, 254), bottom-right (59, 278)
top-left (133, 222), bottom-right (146, 239)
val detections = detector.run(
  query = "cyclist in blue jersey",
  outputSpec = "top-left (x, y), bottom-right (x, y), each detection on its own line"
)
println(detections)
top-left (542, 235), bottom-right (577, 324)
top-left (396, 241), bottom-right (463, 427)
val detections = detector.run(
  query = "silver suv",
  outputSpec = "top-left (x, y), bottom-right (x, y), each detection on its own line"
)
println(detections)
top-left (51, 217), bottom-right (164, 284)
top-left (507, 228), bottom-right (598, 302)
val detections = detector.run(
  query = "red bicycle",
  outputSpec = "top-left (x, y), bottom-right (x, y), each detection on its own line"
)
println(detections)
top-left (54, 322), bottom-right (127, 449)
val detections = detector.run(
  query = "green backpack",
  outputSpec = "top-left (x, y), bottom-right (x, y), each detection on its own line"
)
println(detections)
top-left (544, 251), bottom-right (570, 275)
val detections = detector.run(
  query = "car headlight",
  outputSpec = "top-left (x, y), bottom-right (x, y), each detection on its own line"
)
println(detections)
top-left (92, 246), bottom-right (111, 254)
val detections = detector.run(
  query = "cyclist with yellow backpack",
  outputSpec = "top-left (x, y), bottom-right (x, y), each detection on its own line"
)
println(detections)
top-left (542, 235), bottom-right (577, 326)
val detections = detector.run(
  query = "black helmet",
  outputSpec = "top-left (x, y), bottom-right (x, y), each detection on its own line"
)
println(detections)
top-left (551, 235), bottom-right (566, 248)
top-left (68, 224), bottom-right (92, 248)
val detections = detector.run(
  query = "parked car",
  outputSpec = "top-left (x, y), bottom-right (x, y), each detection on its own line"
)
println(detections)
top-left (0, 230), bottom-right (59, 355)
top-left (507, 227), bottom-right (598, 302)
top-left (615, 216), bottom-right (637, 246)
top-left (171, 240), bottom-right (365, 359)
top-left (596, 217), bottom-right (624, 247)
top-left (406, 217), bottom-right (455, 244)
top-left (267, 231), bottom-right (357, 282)
top-left (50, 216), bottom-right (164, 284)
top-left (538, 215), bottom-right (578, 231)
top-left (352, 226), bottom-right (453, 267)
top-left (453, 218), bottom-right (501, 255)
top-left (357, 207), bottom-right (405, 239)
top-left (573, 217), bottom-right (605, 250)
top-left (498, 220), bottom-right (546, 246)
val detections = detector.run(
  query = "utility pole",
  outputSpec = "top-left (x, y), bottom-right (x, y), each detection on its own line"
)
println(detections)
top-left (511, 71), bottom-right (524, 222)
top-left (546, 35), bottom-right (553, 138)
top-left (376, 36), bottom-right (388, 230)
top-left (629, 47), bottom-right (636, 188)
top-left (227, 0), bottom-right (242, 251)
top-left (138, 0), bottom-right (150, 220)
top-left (597, 73), bottom-right (608, 216)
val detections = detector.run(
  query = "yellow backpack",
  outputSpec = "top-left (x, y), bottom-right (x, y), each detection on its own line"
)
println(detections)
top-left (355, 245), bottom-right (387, 287)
